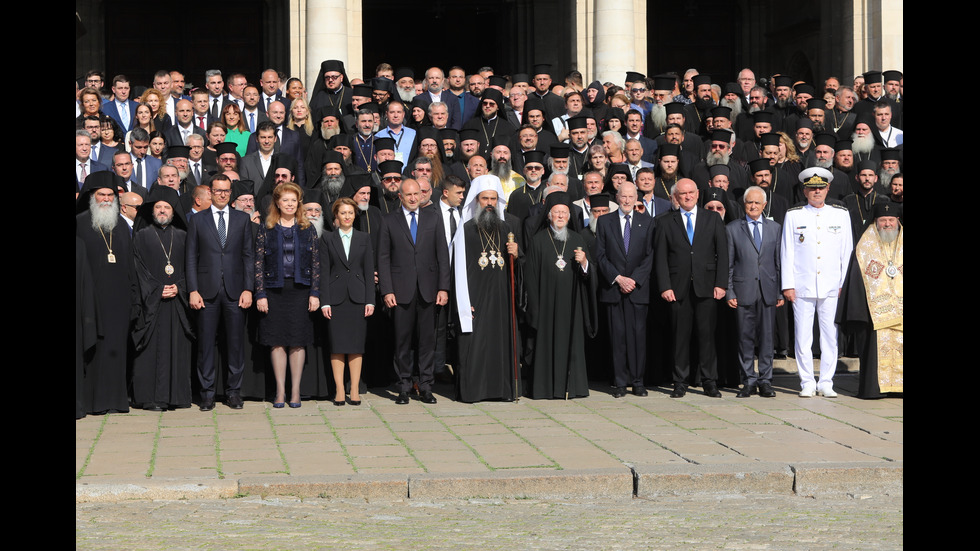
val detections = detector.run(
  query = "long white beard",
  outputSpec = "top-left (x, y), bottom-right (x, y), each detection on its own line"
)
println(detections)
top-left (90, 196), bottom-right (120, 232)
top-left (309, 216), bottom-right (324, 236)
top-left (320, 126), bottom-right (340, 141)
top-left (879, 170), bottom-right (895, 187)
top-left (397, 87), bottom-right (415, 102)
top-left (648, 104), bottom-right (666, 129)
top-left (878, 227), bottom-right (898, 243)
top-left (851, 134), bottom-right (875, 155)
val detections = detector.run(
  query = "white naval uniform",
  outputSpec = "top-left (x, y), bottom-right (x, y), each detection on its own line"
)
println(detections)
top-left (781, 202), bottom-right (853, 391)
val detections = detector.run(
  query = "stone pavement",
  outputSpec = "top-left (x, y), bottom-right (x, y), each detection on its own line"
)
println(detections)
top-left (76, 365), bottom-right (903, 503)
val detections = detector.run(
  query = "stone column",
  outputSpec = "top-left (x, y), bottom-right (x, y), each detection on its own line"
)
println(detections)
top-left (305, 0), bottom-right (349, 88)
top-left (594, 0), bottom-right (636, 85)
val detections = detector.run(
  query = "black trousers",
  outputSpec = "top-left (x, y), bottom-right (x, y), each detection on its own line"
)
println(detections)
top-left (670, 284), bottom-right (718, 387)
top-left (392, 290), bottom-right (436, 393)
top-left (606, 300), bottom-right (648, 388)
top-left (197, 289), bottom-right (245, 401)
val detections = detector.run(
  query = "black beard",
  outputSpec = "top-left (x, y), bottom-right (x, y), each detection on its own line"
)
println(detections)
top-left (695, 96), bottom-right (714, 110)
top-left (477, 206), bottom-right (500, 235)
top-left (812, 122), bottom-right (825, 132)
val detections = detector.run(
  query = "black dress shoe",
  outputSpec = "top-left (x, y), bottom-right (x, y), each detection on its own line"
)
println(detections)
top-left (200, 399), bottom-right (215, 412)
top-left (670, 384), bottom-right (687, 398)
top-left (632, 386), bottom-right (648, 397)
top-left (226, 394), bottom-right (244, 409)
top-left (611, 386), bottom-right (627, 398)
top-left (758, 382), bottom-right (776, 398)
top-left (332, 398), bottom-right (346, 406)
top-left (395, 392), bottom-right (410, 405)
top-left (737, 385), bottom-right (756, 398)
top-left (144, 403), bottom-right (165, 412)
top-left (703, 382), bottom-right (722, 398)
top-left (420, 391), bottom-right (437, 404)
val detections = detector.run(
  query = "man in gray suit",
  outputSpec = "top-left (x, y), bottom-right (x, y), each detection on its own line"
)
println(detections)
top-left (726, 186), bottom-right (783, 398)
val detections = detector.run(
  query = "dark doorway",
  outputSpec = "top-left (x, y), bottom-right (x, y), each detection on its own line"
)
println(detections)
top-left (98, 0), bottom-right (289, 89)
top-left (360, 0), bottom-right (574, 80)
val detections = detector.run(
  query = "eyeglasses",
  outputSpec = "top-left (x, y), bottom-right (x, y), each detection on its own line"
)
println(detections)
top-left (525, 165), bottom-right (543, 171)
top-left (382, 176), bottom-right (402, 182)
top-left (631, 88), bottom-right (646, 94)
top-left (211, 188), bottom-right (232, 195)
top-left (324, 74), bottom-right (343, 81)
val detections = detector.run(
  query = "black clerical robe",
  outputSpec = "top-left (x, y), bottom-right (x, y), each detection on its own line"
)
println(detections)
top-left (525, 228), bottom-right (598, 399)
top-left (131, 224), bottom-right (194, 408)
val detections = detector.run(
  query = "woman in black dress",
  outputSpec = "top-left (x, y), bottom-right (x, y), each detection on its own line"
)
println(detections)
top-left (320, 197), bottom-right (375, 406)
top-left (255, 183), bottom-right (321, 408)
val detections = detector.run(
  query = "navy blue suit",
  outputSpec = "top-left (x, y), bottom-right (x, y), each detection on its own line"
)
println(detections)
top-left (102, 99), bottom-right (141, 133)
top-left (186, 206), bottom-right (254, 401)
top-left (130, 155), bottom-right (163, 190)
top-left (595, 209), bottom-right (656, 388)
top-left (413, 90), bottom-right (464, 131)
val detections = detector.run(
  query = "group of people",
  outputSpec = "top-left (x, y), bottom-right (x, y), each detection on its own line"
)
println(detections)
top-left (75, 61), bottom-right (903, 419)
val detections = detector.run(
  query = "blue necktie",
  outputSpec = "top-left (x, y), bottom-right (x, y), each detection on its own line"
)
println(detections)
top-left (623, 214), bottom-right (631, 253)
top-left (753, 220), bottom-right (762, 251)
top-left (685, 211), bottom-right (694, 244)
top-left (249, 112), bottom-right (255, 132)
top-left (217, 211), bottom-right (226, 248)
top-left (410, 211), bottom-right (418, 244)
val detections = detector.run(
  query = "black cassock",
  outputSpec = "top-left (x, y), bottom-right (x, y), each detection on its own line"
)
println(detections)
top-left (131, 224), bottom-right (194, 408)
top-left (76, 238), bottom-right (98, 419)
top-left (525, 228), bottom-right (598, 399)
top-left (76, 212), bottom-right (135, 414)
top-left (455, 219), bottom-right (521, 403)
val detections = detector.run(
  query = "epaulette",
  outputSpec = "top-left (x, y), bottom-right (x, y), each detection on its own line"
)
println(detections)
top-left (830, 203), bottom-right (849, 211)
top-left (787, 205), bottom-right (804, 211)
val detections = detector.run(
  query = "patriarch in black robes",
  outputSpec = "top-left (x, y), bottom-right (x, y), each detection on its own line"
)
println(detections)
top-left (131, 186), bottom-right (194, 410)
top-left (75, 172), bottom-right (136, 415)
top-left (524, 192), bottom-right (598, 399)
top-left (452, 175), bottom-right (522, 402)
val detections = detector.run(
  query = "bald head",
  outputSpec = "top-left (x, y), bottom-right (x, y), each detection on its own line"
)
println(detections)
top-left (119, 192), bottom-right (142, 221)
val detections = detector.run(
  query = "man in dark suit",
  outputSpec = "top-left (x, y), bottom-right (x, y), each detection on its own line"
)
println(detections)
top-left (101, 75), bottom-right (140, 132)
top-left (124, 129), bottom-right (162, 192)
top-left (110, 150), bottom-right (148, 200)
top-left (164, 99), bottom-right (207, 147)
top-left (726, 186), bottom-right (783, 398)
top-left (76, 131), bottom-right (110, 191)
top-left (258, 69), bottom-right (291, 114)
top-left (377, 178), bottom-right (451, 405)
top-left (654, 178), bottom-right (729, 398)
top-left (186, 174), bottom-right (254, 411)
top-left (595, 182), bottom-right (656, 397)
top-left (191, 89), bottom-right (217, 133)
top-left (414, 67), bottom-right (463, 131)
top-left (245, 101), bottom-right (305, 187)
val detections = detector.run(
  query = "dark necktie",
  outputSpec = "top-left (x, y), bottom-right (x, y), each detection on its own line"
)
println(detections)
top-left (194, 162), bottom-right (201, 183)
top-left (623, 214), bottom-right (631, 253)
top-left (217, 211), bottom-right (226, 248)
top-left (448, 207), bottom-right (457, 237)
top-left (211, 98), bottom-right (219, 119)
top-left (135, 157), bottom-right (143, 186)
top-left (410, 211), bottom-right (418, 244)
top-left (753, 220), bottom-right (762, 251)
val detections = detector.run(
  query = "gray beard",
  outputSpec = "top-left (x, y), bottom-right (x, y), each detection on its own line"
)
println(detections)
top-left (491, 158), bottom-right (512, 180)
top-left (551, 165), bottom-right (568, 176)
top-left (720, 98), bottom-right (741, 118)
top-left (357, 202), bottom-right (369, 212)
top-left (397, 88), bottom-right (415, 102)
top-left (796, 139), bottom-right (811, 151)
top-left (325, 173), bottom-right (345, 197)
top-left (155, 213), bottom-right (173, 228)
top-left (776, 97), bottom-right (790, 109)
top-left (320, 126), bottom-right (340, 141)
top-left (748, 104), bottom-right (761, 114)
top-left (648, 104), bottom-right (666, 129)
top-left (588, 215), bottom-right (599, 234)
top-left (851, 134), bottom-right (875, 155)
top-left (177, 167), bottom-right (190, 180)
top-left (815, 159), bottom-right (832, 169)
top-left (887, 92), bottom-right (900, 101)
top-left (706, 151), bottom-right (730, 167)
top-left (90, 196), bottom-right (120, 232)
top-left (878, 170), bottom-right (895, 187)
top-left (477, 206), bottom-right (500, 235)
top-left (551, 226), bottom-right (568, 242)
top-left (526, 173), bottom-right (542, 186)
top-left (878, 227), bottom-right (898, 243)
top-left (309, 216), bottom-right (324, 236)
